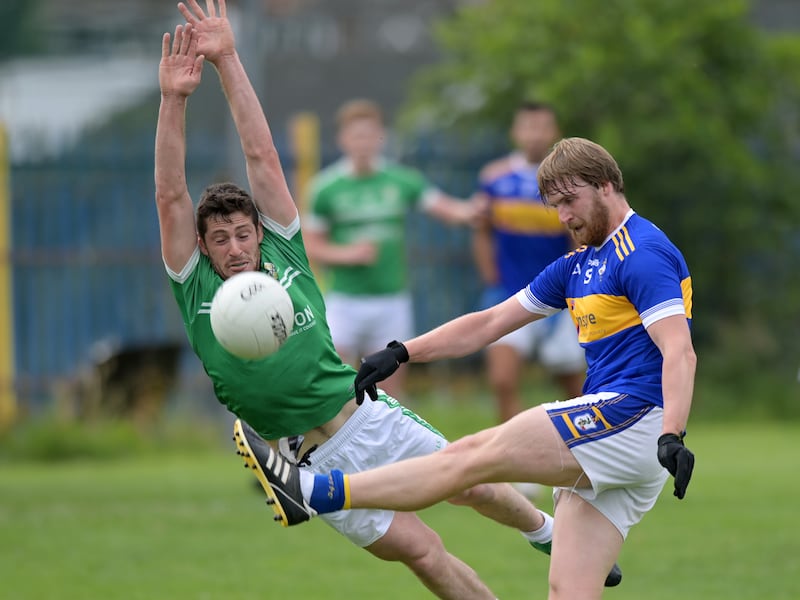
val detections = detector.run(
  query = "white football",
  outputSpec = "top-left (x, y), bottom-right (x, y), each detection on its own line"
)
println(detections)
top-left (210, 271), bottom-right (294, 360)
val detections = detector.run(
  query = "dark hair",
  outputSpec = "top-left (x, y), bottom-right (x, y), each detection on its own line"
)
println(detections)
top-left (196, 182), bottom-right (260, 239)
top-left (537, 137), bottom-right (625, 201)
top-left (517, 100), bottom-right (558, 119)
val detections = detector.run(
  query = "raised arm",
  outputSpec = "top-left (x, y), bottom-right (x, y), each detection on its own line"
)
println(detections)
top-left (179, 0), bottom-right (297, 226)
top-left (155, 23), bottom-right (205, 273)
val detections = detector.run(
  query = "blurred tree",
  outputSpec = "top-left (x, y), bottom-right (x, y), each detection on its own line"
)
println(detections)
top-left (0, 0), bottom-right (43, 59)
top-left (400, 0), bottom-right (800, 381)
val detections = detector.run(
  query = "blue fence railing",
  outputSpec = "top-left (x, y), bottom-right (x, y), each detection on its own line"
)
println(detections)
top-left (8, 127), bottom-right (508, 409)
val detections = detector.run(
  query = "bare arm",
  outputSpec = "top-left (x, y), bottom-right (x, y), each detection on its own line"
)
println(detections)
top-left (471, 198), bottom-right (498, 285)
top-left (154, 24), bottom-right (205, 273)
top-left (646, 314), bottom-right (697, 436)
top-left (404, 296), bottom-right (542, 362)
top-left (179, 0), bottom-right (297, 226)
top-left (424, 190), bottom-right (486, 227)
top-left (303, 228), bottom-right (376, 266)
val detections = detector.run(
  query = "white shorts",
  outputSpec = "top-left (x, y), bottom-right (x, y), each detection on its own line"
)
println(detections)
top-left (296, 394), bottom-right (446, 547)
top-left (325, 292), bottom-right (414, 357)
top-left (542, 392), bottom-right (669, 538)
top-left (487, 293), bottom-right (584, 374)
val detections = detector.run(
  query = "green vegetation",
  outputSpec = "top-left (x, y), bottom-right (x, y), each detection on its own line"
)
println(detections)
top-left (0, 0), bottom-right (43, 58)
top-left (400, 0), bottom-right (800, 393)
top-left (1, 396), bottom-right (798, 599)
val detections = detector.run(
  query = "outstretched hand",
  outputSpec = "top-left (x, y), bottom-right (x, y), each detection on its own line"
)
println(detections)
top-left (178, 0), bottom-right (235, 63)
top-left (159, 24), bottom-right (204, 98)
top-left (657, 433), bottom-right (695, 499)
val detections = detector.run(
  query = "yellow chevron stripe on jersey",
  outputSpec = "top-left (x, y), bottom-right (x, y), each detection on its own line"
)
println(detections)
top-left (569, 294), bottom-right (641, 343)
top-left (611, 226), bottom-right (636, 261)
top-left (491, 201), bottom-right (564, 234)
top-left (681, 277), bottom-right (693, 318)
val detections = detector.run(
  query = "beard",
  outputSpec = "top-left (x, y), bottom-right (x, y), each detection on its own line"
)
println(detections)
top-left (570, 189), bottom-right (611, 247)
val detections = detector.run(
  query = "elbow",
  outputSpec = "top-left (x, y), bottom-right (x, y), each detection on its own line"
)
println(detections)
top-left (243, 142), bottom-right (280, 165)
top-left (683, 344), bottom-right (698, 376)
top-left (155, 188), bottom-right (181, 208)
top-left (155, 170), bottom-right (187, 201)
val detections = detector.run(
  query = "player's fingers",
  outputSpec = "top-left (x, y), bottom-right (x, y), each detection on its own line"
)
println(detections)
top-left (186, 0), bottom-right (206, 20)
top-left (161, 32), bottom-right (171, 58)
top-left (177, 3), bottom-right (197, 25)
top-left (366, 385), bottom-right (378, 402)
top-left (179, 23), bottom-right (193, 55)
top-left (218, 0), bottom-right (227, 18)
top-left (172, 24), bottom-right (184, 55)
top-left (674, 449), bottom-right (694, 499)
top-left (205, 0), bottom-right (216, 18)
top-left (356, 370), bottom-right (380, 393)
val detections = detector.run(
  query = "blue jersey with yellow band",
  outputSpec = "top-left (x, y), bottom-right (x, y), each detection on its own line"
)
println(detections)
top-left (480, 153), bottom-right (571, 295)
top-left (517, 211), bottom-right (692, 407)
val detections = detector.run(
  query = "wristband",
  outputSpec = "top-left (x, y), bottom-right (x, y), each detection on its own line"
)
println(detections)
top-left (387, 340), bottom-right (409, 363)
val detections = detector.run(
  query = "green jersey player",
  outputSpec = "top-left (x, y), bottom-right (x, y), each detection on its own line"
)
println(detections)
top-left (303, 99), bottom-right (481, 399)
top-left (155, 2), bottom-right (620, 597)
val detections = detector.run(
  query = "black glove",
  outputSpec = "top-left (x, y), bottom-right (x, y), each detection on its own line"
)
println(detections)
top-left (354, 340), bottom-right (409, 404)
top-left (657, 433), bottom-right (695, 499)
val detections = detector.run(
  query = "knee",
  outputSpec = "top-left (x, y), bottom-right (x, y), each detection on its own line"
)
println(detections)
top-left (443, 431), bottom-right (485, 457)
top-left (439, 431), bottom-right (499, 482)
top-left (408, 544), bottom-right (446, 578)
top-left (488, 370), bottom-right (516, 394)
top-left (447, 482), bottom-right (497, 507)
top-left (391, 530), bottom-right (447, 577)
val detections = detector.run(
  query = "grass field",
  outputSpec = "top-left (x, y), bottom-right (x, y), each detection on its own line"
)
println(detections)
top-left (1, 400), bottom-right (798, 599)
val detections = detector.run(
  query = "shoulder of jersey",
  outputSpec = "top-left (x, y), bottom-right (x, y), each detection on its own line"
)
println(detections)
top-left (310, 160), bottom-right (347, 189)
top-left (480, 156), bottom-right (515, 182)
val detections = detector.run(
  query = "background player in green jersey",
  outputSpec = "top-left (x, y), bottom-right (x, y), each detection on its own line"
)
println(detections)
top-left (153, 2), bottom-right (594, 598)
top-left (303, 99), bottom-right (482, 399)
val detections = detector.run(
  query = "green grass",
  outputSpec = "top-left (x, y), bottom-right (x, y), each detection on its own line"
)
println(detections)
top-left (1, 405), bottom-right (799, 599)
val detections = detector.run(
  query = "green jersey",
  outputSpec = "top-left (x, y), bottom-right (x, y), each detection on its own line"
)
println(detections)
top-left (307, 159), bottom-right (433, 295)
top-left (168, 216), bottom-right (357, 439)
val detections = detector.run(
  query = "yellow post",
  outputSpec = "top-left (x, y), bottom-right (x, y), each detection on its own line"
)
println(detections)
top-left (289, 112), bottom-right (326, 283)
top-left (0, 123), bottom-right (17, 429)
top-left (289, 111), bottom-right (320, 214)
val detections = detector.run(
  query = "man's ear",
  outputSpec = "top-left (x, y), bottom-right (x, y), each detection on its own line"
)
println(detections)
top-left (257, 222), bottom-right (264, 243)
top-left (198, 234), bottom-right (209, 256)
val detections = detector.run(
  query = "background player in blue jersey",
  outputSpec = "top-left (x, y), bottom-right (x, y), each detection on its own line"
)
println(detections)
top-left (243, 137), bottom-right (696, 600)
top-left (473, 102), bottom-right (585, 427)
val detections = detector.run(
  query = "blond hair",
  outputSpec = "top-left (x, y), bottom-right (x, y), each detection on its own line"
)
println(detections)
top-left (335, 99), bottom-right (384, 130)
top-left (537, 137), bottom-right (625, 201)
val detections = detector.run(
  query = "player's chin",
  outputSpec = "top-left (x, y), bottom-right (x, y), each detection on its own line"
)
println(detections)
top-left (568, 228), bottom-right (584, 244)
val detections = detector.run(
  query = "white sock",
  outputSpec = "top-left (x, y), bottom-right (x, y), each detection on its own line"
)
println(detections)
top-left (298, 469), bottom-right (315, 501)
top-left (521, 510), bottom-right (554, 544)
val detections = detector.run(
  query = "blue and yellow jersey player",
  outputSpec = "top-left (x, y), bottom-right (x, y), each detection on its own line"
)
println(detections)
top-left (523, 209), bottom-right (692, 447)
top-left (240, 137), bottom-right (697, 599)
top-left (472, 102), bottom-right (585, 439)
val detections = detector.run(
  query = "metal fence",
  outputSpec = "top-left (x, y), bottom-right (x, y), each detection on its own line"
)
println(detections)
top-left (7, 125), bottom-right (507, 414)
